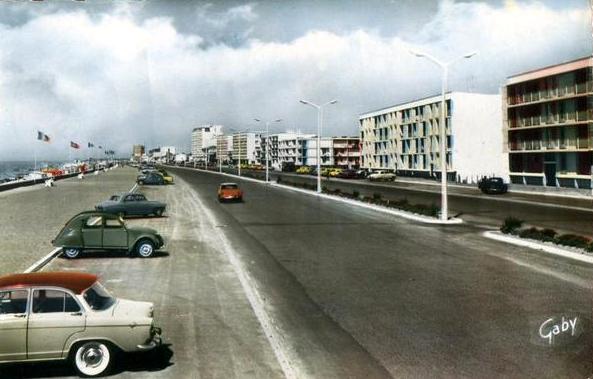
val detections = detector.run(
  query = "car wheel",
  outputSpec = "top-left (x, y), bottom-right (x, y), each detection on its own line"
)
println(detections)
top-left (138, 180), bottom-right (144, 185)
top-left (136, 239), bottom-right (155, 258)
top-left (155, 208), bottom-right (164, 217)
top-left (63, 248), bottom-right (81, 259)
top-left (72, 341), bottom-right (112, 377)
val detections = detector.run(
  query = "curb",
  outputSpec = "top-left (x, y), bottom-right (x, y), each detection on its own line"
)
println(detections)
top-left (482, 231), bottom-right (593, 265)
top-left (24, 248), bottom-right (63, 273)
top-left (178, 166), bottom-right (462, 225)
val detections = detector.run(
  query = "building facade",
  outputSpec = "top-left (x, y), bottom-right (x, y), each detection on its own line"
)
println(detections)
top-left (302, 137), bottom-right (333, 167)
top-left (191, 125), bottom-right (223, 161)
top-left (503, 57), bottom-right (593, 188)
top-left (132, 144), bottom-right (145, 161)
top-left (332, 137), bottom-right (360, 168)
top-left (216, 135), bottom-right (234, 164)
top-left (360, 92), bottom-right (506, 183)
top-left (232, 132), bottom-right (258, 164)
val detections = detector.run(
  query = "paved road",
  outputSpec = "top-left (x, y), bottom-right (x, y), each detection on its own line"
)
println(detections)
top-left (169, 167), bottom-right (592, 378)
top-left (216, 167), bottom-right (593, 237)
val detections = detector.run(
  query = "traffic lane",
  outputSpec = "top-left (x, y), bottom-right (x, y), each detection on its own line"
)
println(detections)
top-left (8, 181), bottom-right (283, 379)
top-left (172, 168), bottom-right (393, 379)
top-left (271, 172), bottom-right (593, 237)
top-left (173, 168), bottom-right (592, 378)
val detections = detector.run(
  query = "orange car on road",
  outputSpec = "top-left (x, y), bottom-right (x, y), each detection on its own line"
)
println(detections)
top-left (218, 183), bottom-right (243, 202)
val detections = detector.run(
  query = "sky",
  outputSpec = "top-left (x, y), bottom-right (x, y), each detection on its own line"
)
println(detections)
top-left (0, 0), bottom-right (590, 160)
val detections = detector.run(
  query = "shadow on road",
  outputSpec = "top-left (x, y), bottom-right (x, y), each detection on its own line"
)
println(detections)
top-left (58, 251), bottom-right (170, 260)
top-left (0, 344), bottom-right (174, 378)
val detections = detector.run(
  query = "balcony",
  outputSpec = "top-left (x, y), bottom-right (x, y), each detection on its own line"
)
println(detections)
top-left (509, 137), bottom-right (590, 152)
top-left (509, 109), bottom-right (592, 129)
top-left (508, 81), bottom-right (592, 107)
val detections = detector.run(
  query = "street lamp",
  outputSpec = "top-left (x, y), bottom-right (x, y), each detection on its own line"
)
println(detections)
top-left (299, 99), bottom-right (338, 193)
top-left (254, 118), bottom-right (282, 183)
top-left (409, 49), bottom-right (477, 221)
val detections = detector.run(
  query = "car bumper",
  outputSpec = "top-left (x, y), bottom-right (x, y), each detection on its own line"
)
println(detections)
top-left (137, 328), bottom-right (162, 351)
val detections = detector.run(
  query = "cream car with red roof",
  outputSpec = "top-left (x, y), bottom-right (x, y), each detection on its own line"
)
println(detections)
top-left (0, 272), bottom-right (161, 377)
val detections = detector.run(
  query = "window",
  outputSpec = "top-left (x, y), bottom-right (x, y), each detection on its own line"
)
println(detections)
top-left (0, 290), bottom-right (28, 315)
top-left (105, 218), bottom-right (123, 228)
top-left (85, 216), bottom-right (102, 227)
top-left (135, 194), bottom-right (146, 201)
top-left (109, 195), bottom-right (120, 201)
top-left (32, 289), bottom-right (80, 313)
top-left (83, 283), bottom-right (115, 311)
top-left (124, 195), bottom-right (135, 202)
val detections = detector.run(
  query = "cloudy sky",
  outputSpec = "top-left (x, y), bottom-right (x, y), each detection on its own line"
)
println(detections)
top-left (0, 0), bottom-right (590, 160)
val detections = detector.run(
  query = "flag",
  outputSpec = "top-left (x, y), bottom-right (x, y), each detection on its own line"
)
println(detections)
top-left (70, 141), bottom-right (80, 149)
top-left (98, 146), bottom-right (103, 149)
top-left (88, 142), bottom-right (94, 148)
top-left (37, 131), bottom-right (50, 142)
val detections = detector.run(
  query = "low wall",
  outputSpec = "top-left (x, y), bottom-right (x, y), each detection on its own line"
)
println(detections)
top-left (0, 170), bottom-right (95, 193)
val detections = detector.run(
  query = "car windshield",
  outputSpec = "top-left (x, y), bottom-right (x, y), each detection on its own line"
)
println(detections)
top-left (83, 282), bottom-right (116, 311)
top-left (109, 195), bottom-right (120, 201)
top-left (221, 184), bottom-right (238, 190)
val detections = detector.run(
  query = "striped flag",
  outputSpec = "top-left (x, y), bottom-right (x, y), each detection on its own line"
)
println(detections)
top-left (88, 142), bottom-right (94, 148)
top-left (36, 131), bottom-right (50, 142)
top-left (70, 141), bottom-right (80, 149)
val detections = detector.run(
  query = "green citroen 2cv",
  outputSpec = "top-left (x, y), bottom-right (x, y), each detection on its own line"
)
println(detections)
top-left (52, 211), bottom-right (165, 259)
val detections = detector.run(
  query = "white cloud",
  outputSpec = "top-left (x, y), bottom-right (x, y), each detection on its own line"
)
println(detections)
top-left (0, 1), bottom-right (589, 160)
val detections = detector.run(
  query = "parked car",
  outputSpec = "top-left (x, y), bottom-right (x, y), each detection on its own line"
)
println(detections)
top-left (0, 271), bottom-right (161, 377)
top-left (218, 183), bottom-right (243, 202)
top-left (139, 169), bottom-right (174, 184)
top-left (296, 166), bottom-right (312, 175)
top-left (356, 169), bottom-right (370, 179)
top-left (137, 172), bottom-right (165, 185)
top-left (52, 211), bottom-right (165, 258)
top-left (368, 170), bottom-right (396, 182)
top-left (328, 168), bottom-right (343, 177)
top-left (337, 169), bottom-right (359, 179)
top-left (478, 176), bottom-right (508, 194)
top-left (95, 193), bottom-right (166, 217)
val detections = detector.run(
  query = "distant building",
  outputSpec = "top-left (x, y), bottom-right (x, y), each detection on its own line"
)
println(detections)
top-left (302, 137), bottom-right (333, 167)
top-left (192, 125), bottom-right (223, 161)
top-left (332, 137), bottom-right (360, 168)
top-left (359, 92), bottom-right (506, 183)
top-left (148, 146), bottom-right (176, 162)
top-left (232, 132), bottom-right (258, 165)
top-left (503, 57), bottom-right (593, 188)
top-left (132, 144), bottom-right (145, 161)
top-left (216, 135), bottom-right (234, 164)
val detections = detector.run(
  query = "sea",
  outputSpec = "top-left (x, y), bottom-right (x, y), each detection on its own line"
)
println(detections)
top-left (0, 161), bottom-right (65, 181)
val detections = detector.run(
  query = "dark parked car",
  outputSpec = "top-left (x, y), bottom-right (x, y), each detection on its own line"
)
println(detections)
top-left (137, 172), bottom-right (165, 185)
top-left (478, 176), bottom-right (508, 194)
top-left (96, 193), bottom-right (166, 217)
top-left (52, 211), bottom-right (165, 259)
top-left (337, 169), bottom-right (359, 179)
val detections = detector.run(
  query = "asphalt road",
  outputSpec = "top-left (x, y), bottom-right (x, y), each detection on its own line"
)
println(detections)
top-left (2, 166), bottom-right (591, 378)
top-left (221, 168), bottom-right (593, 237)
top-left (169, 167), bottom-right (592, 378)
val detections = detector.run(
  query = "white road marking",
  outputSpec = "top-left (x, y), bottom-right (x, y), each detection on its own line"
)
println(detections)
top-left (129, 183), bottom-right (138, 193)
top-left (24, 247), bottom-right (62, 273)
top-left (182, 176), bottom-right (299, 379)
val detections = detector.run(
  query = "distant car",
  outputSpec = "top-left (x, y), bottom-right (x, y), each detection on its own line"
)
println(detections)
top-left (139, 169), bottom-right (174, 184)
top-left (0, 271), bottom-right (161, 377)
top-left (478, 176), bottom-right (508, 194)
top-left (368, 170), bottom-right (396, 182)
top-left (218, 183), bottom-right (243, 202)
top-left (52, 211), bottom-right (165, 258)
top-left (337, 169), bottom-right (359, 179)
top-left (356, 169), bottom-right (370, 179)
top-left (296, 166), bottom-right (312, 175)
top-left (95, 193), bottom-right (166, 217)
top-left (137, 172), bottom-right (165, 185)
top-left (328, 168), bottom-right (343, 177)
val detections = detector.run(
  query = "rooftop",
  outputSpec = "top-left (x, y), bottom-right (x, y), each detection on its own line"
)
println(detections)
top-left (0, 272), bottom-right (98, 294)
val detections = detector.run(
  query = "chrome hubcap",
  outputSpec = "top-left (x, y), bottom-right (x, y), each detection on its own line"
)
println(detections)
top-left (65, 249), bottom-right (79, 257)
top-left (140, 244), bottom-right (153, 256)
top-left (82, 347), bottom-right (103, 367)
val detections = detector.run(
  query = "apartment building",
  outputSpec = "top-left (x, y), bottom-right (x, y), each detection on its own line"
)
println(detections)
top-left (191, 125), bottom-right (223, 161)
top-left (232, 132), bottom-right (258, 164)
top-left (503, 57), bottom-right (593, 188)
top-left (302, 137), bottom-right (333, 167)
top-left (277, 133), bottom-right (316, 167)
top-left (360, 92), bottom-right (506, 183)
top-left (332, 137), bottom-right (360, 168)
top-left (132, 144), bottom-right (144, 161)
top-left (216, 135), bottom-right (234, 164)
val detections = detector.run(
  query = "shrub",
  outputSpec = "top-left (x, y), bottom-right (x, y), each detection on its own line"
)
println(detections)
top-left (334, 188), bottom-right (341, 195)
top-left (587, 243), bottom-right (593, 253)
top-left (518, 227), bottom-right (543, 240)
top-left (500, 217), bottom-right (523, 234)
top-left (541, 228), bottom-right (557, 242)
top-left (277, 176), bottom-right (282, 183)
top-left (372, 193), bottom-right (382, 201)
top-left (352, 190), bottom-right (360, 199)
top-left (555, 234), bottom-right (591, 249)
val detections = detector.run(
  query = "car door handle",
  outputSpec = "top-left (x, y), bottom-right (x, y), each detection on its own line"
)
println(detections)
top-left (70, 312), bottom-right (83, 316)
top-left (13, 314), bottom-right (26, 318)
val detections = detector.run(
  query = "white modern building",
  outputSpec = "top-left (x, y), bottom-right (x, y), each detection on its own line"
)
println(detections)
top-left (232, 132), bottom-right (259, 164)
top-left (216, 135), bottom-right (234, 164)
top-left (191, 125), bottom-right (223, 161)
top-left (359, 92), bottom-right (507, 183)
top-left (302, 137), bottom-right (333, 167)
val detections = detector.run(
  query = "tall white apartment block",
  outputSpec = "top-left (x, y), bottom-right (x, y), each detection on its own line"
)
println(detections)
top-left (359, 92), bottom-right (506, 183)
top-left (191, 125), bottom-right (223, 160)
top-left (216, 135), bottom-right (234, 163)
top-left (232, 132), bottom-right (258, 164)
top-left (302, 137), bottom-right (333, 167)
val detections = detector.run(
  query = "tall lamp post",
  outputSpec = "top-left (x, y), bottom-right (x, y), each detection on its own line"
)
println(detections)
top-left (409, 49), bottom-right (477, 221)
top-left (254, 118), bottom-right (282, 183)
top-left (299, 99), bottom-right (337, 193)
